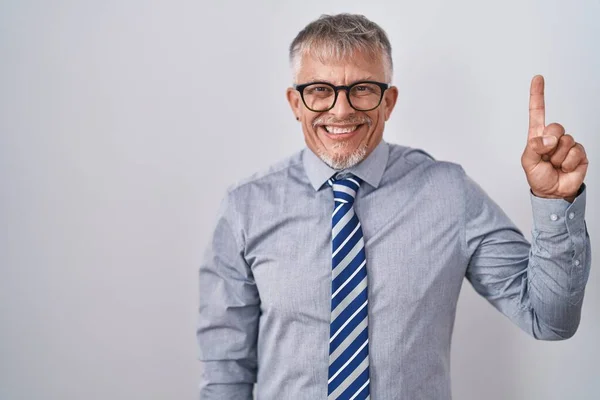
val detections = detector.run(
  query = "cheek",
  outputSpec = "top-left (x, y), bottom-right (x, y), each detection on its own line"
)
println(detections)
top-left (303, 117), bottom-right (321, 143)
top-left (367, 111), bottom-right (383, 132)
top-left (306, 115), bottom-right (324, 135)
top-left (364, 111), bottom-right (385, 147)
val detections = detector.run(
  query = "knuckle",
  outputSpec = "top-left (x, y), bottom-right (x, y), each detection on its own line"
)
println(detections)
top-left (570, 145), bottom-right (583, 158)
top-left (561, 134), bottom-right (575, 146)
top-left (544, 122), bottom-right (565, 136)
top-left (561, 150), bottom-right (581, 172)
top-left (547, 122), bottom-right (564, 130)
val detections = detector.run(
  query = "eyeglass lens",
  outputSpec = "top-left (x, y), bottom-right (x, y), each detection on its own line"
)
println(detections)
top-left (302, 83), bottom-right (383, 111)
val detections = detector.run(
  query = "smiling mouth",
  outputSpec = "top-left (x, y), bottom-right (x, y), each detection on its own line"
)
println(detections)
top-left (322, 125), bottom-right (362, 135)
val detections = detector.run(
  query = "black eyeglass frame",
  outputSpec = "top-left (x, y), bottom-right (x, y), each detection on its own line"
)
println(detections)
top-left (293, 80), bottom-right (390, 112)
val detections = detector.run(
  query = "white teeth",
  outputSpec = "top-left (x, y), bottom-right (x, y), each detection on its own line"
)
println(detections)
top-left (324, 125), bottom-right (359, 134)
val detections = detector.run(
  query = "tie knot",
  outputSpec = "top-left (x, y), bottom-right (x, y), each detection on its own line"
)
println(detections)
top-left (328, 175), bottom-right (362, 204)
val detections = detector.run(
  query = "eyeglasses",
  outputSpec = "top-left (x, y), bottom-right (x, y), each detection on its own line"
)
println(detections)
top-left (293, 80), bottom-right (389, 112)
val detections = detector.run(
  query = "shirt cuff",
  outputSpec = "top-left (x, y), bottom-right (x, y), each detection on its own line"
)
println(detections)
top-left (530, 184), bottom-right (587, 232)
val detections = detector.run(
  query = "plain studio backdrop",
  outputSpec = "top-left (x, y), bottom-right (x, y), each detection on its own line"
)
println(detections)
top-left (1, 1), bottom-right (598, 399)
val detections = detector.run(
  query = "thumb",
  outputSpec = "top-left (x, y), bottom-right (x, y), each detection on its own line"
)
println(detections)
top-left (521, 135), bottom-right (558, 169)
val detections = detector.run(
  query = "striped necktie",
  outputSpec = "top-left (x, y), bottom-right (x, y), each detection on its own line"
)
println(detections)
top-left (327, 175), bottom-right (370, 400)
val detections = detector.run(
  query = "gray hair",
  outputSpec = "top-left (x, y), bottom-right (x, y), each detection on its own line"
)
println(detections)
top-left (289, 14), bottom-right (393, 83)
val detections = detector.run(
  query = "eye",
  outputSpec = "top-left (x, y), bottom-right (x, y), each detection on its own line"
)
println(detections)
top-left (354, 85), bottom-right (374, 93)
top-left (350, 83), bottom-right (380, 97)
top-left (306, 85), bottom-right (333, 94)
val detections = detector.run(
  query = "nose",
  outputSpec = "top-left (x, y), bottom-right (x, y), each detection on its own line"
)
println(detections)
top-left (329, 89), bottom-right (354, 118)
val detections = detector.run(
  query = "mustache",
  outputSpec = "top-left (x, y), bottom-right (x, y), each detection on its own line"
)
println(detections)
top-left (312, 115), bottom-right (372, 129)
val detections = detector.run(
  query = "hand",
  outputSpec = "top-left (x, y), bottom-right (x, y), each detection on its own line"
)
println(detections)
top-left (521, 75), bottom-right (588, 202)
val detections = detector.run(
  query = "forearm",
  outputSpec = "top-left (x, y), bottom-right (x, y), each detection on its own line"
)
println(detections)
top-left (200, 385), bottom-right (252, 400)
top-left (199, 360), bottom-right (254, 400)
top-left (198, 318), bottom-right (258, 399)
top-left (524, 186), bottom-right (591, 339)
top-left (197, 255), bottom-right (259, 398)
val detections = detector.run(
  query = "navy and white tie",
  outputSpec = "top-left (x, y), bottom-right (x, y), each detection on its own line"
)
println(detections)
top-left (327, 175), bottom-right (370, 400)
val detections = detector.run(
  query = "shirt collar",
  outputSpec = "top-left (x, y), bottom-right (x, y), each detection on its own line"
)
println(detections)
top-left (302, 139), bottom-right (389, 191)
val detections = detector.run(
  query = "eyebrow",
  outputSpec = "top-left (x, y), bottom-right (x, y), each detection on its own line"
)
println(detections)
top-left (304, 76), bottom-right (374, 85)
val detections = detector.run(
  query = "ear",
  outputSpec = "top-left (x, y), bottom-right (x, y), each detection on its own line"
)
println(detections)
top-left (286, 87), bottom-right (302, 120)
top-left (382, 86), bottom-right (399, 121)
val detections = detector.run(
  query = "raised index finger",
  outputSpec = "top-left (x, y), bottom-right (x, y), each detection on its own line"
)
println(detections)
top-left (528, 75), bottom-right (545, 138)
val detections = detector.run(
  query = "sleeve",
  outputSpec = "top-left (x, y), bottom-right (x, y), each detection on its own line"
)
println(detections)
top-left (463, 172), bottom-right (591, 340)
top-left (197, 190), bottom-right (260, 399)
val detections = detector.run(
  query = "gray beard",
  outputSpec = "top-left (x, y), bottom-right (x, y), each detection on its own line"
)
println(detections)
top-left (317, 142), bottom-right (368, 170)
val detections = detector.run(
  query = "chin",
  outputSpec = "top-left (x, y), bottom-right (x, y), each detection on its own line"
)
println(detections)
top-left (318, 144), bottom-right (368, 170)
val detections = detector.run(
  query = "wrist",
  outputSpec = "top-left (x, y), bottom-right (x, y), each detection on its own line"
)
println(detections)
top-left (531, 185), bottom-right (584, 203)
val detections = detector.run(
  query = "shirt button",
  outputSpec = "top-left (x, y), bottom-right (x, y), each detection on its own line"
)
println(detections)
top-left (575, 259), bottom-right (581, 266)
top-left (550, 214), bottom-right (558, 221)
top-left (569, 212), bottom-right (575, 220)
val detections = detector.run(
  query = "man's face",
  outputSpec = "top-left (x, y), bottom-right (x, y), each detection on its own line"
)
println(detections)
top-left (287, 51), bottom-right (398, 169)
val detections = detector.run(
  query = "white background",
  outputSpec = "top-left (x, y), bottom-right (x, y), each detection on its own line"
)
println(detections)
top-left (1, 1), bottom-right (598, 399)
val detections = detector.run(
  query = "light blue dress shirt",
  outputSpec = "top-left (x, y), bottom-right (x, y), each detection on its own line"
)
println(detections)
top-left (197, 140), bottom-right (591, 399)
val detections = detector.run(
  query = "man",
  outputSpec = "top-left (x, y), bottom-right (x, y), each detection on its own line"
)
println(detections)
top-left (197, 13), bottom-right (591, 400)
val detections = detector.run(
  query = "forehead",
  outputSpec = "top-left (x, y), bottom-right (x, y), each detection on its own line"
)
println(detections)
top-left (296, 50), bottom-right (387, 85)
